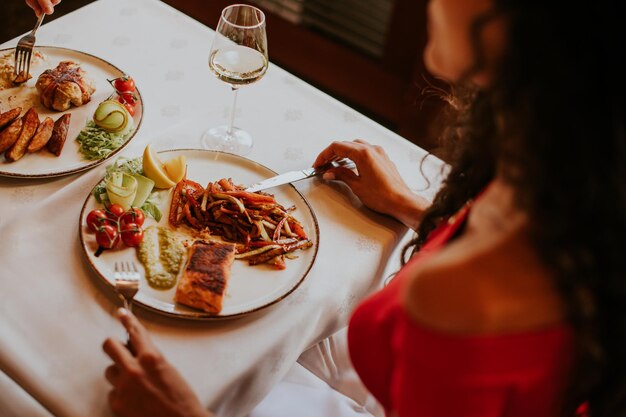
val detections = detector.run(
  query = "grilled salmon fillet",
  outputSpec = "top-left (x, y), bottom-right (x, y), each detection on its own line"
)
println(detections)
top-left (175, 240), bottom-right (235, 314)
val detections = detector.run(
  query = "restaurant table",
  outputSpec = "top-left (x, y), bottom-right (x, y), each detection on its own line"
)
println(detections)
top-left (0, 1), bottom-right (444, 416)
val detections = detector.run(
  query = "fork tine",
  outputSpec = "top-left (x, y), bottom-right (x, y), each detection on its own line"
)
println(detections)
top-left (114, 261), bottom-right (120, 273)
top-left (131, 262), bottom-right (139, 273)
top-left (17, 48), bottom-right (29, 74)
top-left (14, 50), bottom-right (23, 76)
top-left (23, 51), bottom-right (32, 78)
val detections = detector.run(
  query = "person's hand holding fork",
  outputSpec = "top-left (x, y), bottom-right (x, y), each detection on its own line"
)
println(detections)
top-left (25, 0), bottom-right (61, 16)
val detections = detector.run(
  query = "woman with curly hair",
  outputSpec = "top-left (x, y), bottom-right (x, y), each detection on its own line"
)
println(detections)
top-left (102, 0), bottom-right (625, 416)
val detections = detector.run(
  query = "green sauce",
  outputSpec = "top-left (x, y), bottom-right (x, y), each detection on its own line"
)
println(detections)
top-left (138, 226), bottom-right (186, 289)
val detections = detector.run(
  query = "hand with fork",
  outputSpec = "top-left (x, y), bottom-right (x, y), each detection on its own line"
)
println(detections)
top-left (103, 309), bottom-right (214, 417)
top-left (14, 0), bottom-right (61, 83)
top-left (25, 0), bottom-right (62, 16)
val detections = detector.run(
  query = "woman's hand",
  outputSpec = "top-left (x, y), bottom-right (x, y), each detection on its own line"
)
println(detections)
top-left (25, 0), bottom-right (61, 16)
top-left (103, 309), bottom-right (214, 417)
top-left (313, 140), bottom-right (429, 230)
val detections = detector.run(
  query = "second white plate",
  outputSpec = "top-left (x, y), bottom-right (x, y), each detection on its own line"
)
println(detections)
top-left (0, 46), bottom-right (143, 178)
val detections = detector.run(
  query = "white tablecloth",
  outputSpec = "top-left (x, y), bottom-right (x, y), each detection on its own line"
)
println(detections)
top-left (0, 1), bottom-right (443, 416)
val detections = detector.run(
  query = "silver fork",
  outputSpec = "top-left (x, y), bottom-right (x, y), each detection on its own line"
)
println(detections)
top-left (14, 13), bottom-right (45, 83)
top-left (113, 261), bottom-right (141, 313)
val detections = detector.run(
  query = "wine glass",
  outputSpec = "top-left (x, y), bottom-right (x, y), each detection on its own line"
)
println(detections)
top-left (201, 4), bottom-right (268, 156)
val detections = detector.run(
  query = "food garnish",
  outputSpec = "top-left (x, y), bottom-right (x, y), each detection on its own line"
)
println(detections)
top-left (95, 224), bottom-right (120, 252)
top-left (75, 119), bottom-right (134, 161)
top-left (169, 177), bottom-right (312, 270)
top-left (86, 204), bottom-right (147, 256)
top-left (106, 172), bottom-right (138, 211)
top-left (120, 222), bottom-right (144, 247)
top-left (142, 144), bottom-right (187, 189)
top-left (75, 75), bottom-right (138, 162)
top-left (130, 173), bottom-right (156, 208)
top-left (86, 208), bottom-right (114, 232)
top-left (107, 203), bottom-right (126, 219)
top-left (93, 157), bottom-right (162, 222)
top-left (120, 207), bottom-right (145, 228)
top-left (108, 75), bottom-right (138, 116)
top-left (163, 155), bottom-right (187, 183)
top-left (93, 100), bottom-right (133, 134)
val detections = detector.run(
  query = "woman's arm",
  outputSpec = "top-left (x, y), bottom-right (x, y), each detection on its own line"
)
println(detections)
top-left (313, 139), bottom-right (430, 230)
top-left (102, 309), bottom-right (214, 417)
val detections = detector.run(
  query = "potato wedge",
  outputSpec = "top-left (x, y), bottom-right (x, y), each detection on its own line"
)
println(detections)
top-left (47, 113), bottom-right (71, 156)
top-left (0, 107), bottom-right (21, 131)
top-left (5, 108), bottom-right (40, 162)
top-left (27, 117), bottom-right (54, 153)
top-left (0, 117), bottom-right (23, 153)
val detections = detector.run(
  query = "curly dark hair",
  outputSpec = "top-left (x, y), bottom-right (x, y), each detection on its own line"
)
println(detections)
top-left (403, 2), bottom-right (625, 416)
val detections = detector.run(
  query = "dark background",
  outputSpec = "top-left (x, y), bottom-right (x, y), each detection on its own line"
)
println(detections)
top-left (2, 0), bottom-right (445, 153)
top-left (2, 0), bottom-right (94, 44)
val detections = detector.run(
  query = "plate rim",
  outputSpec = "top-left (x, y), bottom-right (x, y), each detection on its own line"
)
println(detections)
top-left (0, 45), bottom-right (144, 179)
top-left (79, 148), bottom-right (320, 320)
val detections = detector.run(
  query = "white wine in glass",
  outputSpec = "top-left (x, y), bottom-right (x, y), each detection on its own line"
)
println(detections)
top-left (201, 4), bottom-right (268, 156)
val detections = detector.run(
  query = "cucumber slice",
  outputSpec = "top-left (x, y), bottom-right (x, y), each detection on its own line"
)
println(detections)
top-left (106, 172), bottom-right (138, 210)
top-left (131, 173), bottom-right (156, 207)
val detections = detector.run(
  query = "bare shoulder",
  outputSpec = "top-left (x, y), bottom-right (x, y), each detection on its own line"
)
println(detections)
top-left (401, 183), bottom-right (566, 335)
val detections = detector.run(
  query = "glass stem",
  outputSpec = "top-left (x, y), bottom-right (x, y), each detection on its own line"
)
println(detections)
top-left (227, 87), bottom-right (239, 137)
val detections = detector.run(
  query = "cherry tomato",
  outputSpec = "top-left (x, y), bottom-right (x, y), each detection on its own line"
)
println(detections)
top-left (120, 208), bottom-right (145, 228)
top-left (121, 223), bottom-right (144, 247)
top-left (96, 224), bottom-right (120, 249)
top-left (118, 92), bottom-right (137, 105)
top-left (121, 101), bottom-right (135, 116)
top-left (107, 203), bottom-right (125, 219)
top-left (86, 209), bottom-right (113, 232)
top-left (113, 76), bottom-right (135, 93)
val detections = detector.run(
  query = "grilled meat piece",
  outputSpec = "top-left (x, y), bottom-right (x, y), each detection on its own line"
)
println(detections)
top-left (36, 61), bottom-right (95, 111)
top-left (175, 240), bottom-right (236, 314)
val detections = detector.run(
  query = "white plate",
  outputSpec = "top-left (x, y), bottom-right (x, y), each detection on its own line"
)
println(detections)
top-left (79, 149), bottom-right (319, 319)
top-left (0, 46), bottom-right (143, 178)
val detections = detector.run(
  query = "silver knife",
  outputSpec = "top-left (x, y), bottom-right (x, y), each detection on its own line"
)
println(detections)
top-left (245, 158), bottom-right (356, 192)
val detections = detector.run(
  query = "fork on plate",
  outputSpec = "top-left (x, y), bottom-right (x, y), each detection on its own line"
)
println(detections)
top-left (113, 261), bottom-right (141, 313)
top-left (14, 13), bottom-right (45, 83)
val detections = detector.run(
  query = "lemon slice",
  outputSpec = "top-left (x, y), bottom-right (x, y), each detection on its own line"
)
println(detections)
top-left (142, 144), bottom-right (176, 189)
top-left (163, 155), bottom-right (187, 183)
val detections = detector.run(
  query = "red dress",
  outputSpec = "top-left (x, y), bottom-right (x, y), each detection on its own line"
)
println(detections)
top-left (348, 204), bottom-right (574, 417)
